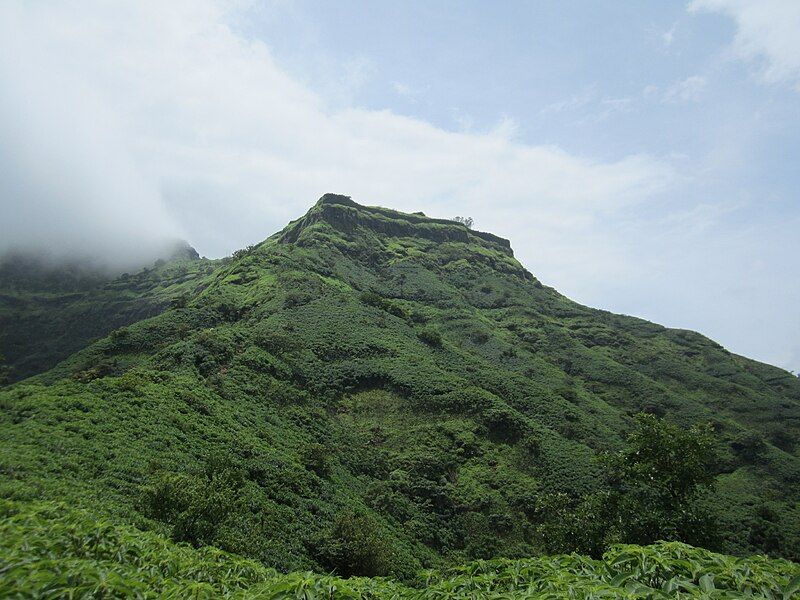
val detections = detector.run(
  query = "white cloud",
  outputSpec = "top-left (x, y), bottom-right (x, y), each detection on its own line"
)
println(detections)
top-left (663, 75), bottom-right (707, 103)
top-left (690, 0), bottom-right (800, 88)
top-left (391, 81), bottom-right (419, 100)
top-left (642, 84), bottom-right (659, 98)
top-left (600, 97), bottom-right (634, 116)
top-left (338, 56), bottom-right (375, 97)
top-left (539, 87), bottom-right (597, 115)
top-left (662, 22), bottom-right (677, 46)
top-left (0, 0), bottom-right (672, 270)
top-left (539, 89), bottom-right (634, 124)
top-left (392, 81), bottom-right (412, 96)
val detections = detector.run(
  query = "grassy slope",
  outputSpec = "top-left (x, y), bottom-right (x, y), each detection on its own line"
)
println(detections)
top-left (1, 194), bottom-right (799, 576)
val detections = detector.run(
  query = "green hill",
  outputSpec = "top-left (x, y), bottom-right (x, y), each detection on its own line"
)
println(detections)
top-left (1, 194), bottom-right (799, 591)
top-left (0, 242), bottom-right (217, 382)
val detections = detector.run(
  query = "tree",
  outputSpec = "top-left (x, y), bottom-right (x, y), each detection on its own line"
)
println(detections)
top-left (418, 326), bottom-right (443, 347)
top-left (536, 414), bottom-right (720, 557)
top-left (603, 413), bottom-right (718, 548)
top-left (453, 216), bottom-right (474, 228)
top-left (731, 430), bottom-right (766, 463)
top-left (300, 442), bottom-right (332, 478)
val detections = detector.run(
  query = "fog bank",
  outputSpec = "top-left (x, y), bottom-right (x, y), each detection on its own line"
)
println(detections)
top-left (0, 3), bottom-right (182, 271)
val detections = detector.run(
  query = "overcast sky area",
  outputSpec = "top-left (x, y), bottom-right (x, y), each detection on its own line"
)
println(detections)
top-left (0, 0), bottom-right (798, 373)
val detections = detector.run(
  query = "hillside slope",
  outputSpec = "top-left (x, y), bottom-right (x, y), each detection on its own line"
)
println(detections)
top-left (0, 243), bottom-right (218, 382)
top-left (1, 194), bottom-right (799, 576)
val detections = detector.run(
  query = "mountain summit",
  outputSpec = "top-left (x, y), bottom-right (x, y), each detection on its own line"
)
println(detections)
top-left (280, 193), bottom-right (514, 255)
top-left (1, 195), bottom-right (799, 578)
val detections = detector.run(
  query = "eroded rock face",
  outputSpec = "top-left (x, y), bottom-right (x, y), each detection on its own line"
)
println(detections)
top-left (280, 193), bottom-right (513, 256)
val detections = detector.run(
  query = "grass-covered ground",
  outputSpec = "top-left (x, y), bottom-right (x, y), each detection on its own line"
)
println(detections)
top-left (3, 499), bottom-right (798, 599)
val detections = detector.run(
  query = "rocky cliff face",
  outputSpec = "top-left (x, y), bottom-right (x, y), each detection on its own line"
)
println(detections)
top-left (279, 193), bottom-right (514, 255)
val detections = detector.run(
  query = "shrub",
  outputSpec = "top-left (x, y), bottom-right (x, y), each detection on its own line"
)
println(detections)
top-left (360, 290), bottom-right (408, 320)
top-left (231, 244), bottom-right (255, 260)
top-left (520, 433), bottom-right (541, 457)
top-left (109, 326), bottom-right (130, 341)
top-left (170, 293), bottom-right (190, 309)
top-left (71, 358), bottom-right (119, 382)
top-left (731, 430), bottom-right (767, 463)
top-left (483, 405), bottom-right (527, 442)
top-left (766, 424), bottom-right (795, 453)
top-left (142, 458), bottom-right (246, 548)
top-left (418, 326), bottom-right (443, 347)
top-left (318, 510), bottom-right (393, 577)
top-left (300, 442), bottom-right (332, 478)
top-left (3, 500), bottom-right (799, 599)
top-left (0, 353), bottom-right (9, 385)
top-left (470, 330), bottom-right (490, 345)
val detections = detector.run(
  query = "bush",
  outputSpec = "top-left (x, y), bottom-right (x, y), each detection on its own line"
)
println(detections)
top-left (731, 430), bottom-right (767, 463)
top-left (300, 442), bottom-right (332, 478)
top-left (0, 353), bottom-right (9, 385)
top-left (142, 457), bottom-right (246, 548)
top-left (360, 290), bottom-right (408, 320)
top-left (483, 405), bottom-right (527, 442)
top-left (318, 510), bottom-right (394, 577)
top-left (4, 500), bottom-right (799, 599)
top-left (170, 293), bottom-right (189, 309)
top-left (766, 424), bottom-right (795, 453)
top-left (418, 326), bottom-right (442, 347)
top-left (71, 358), bottom-right (119, 382)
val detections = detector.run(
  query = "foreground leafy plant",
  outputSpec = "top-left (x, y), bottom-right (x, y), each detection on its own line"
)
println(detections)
top-left (2, 499), bottom-right (798, 599)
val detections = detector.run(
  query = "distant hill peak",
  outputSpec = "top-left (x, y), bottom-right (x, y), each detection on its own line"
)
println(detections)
top-left (316, 192), bottom-right (360, 208)
top-left (163, 240), bottom-right (200, 262)
top-left (279, 193), bottom-right (514, 256)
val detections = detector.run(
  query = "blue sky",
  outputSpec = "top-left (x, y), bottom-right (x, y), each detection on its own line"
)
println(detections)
top-left (249, 0), bottom-right (800, 373)
top-left (253, 3), bottom-right (784, 144)
top-left (0, 0), bottom-right (798, 372)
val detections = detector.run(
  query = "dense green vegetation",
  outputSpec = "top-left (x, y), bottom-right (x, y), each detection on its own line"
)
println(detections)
top-left (0, 242), bottom-right (216, 382)
top-left (2, 500), bottom-right (798, 598)
top-left (1, 194), bottom-right (799, 594)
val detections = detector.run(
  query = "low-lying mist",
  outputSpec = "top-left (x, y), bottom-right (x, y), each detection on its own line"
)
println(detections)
top-left (0, 18), bottom-right (184, 274)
